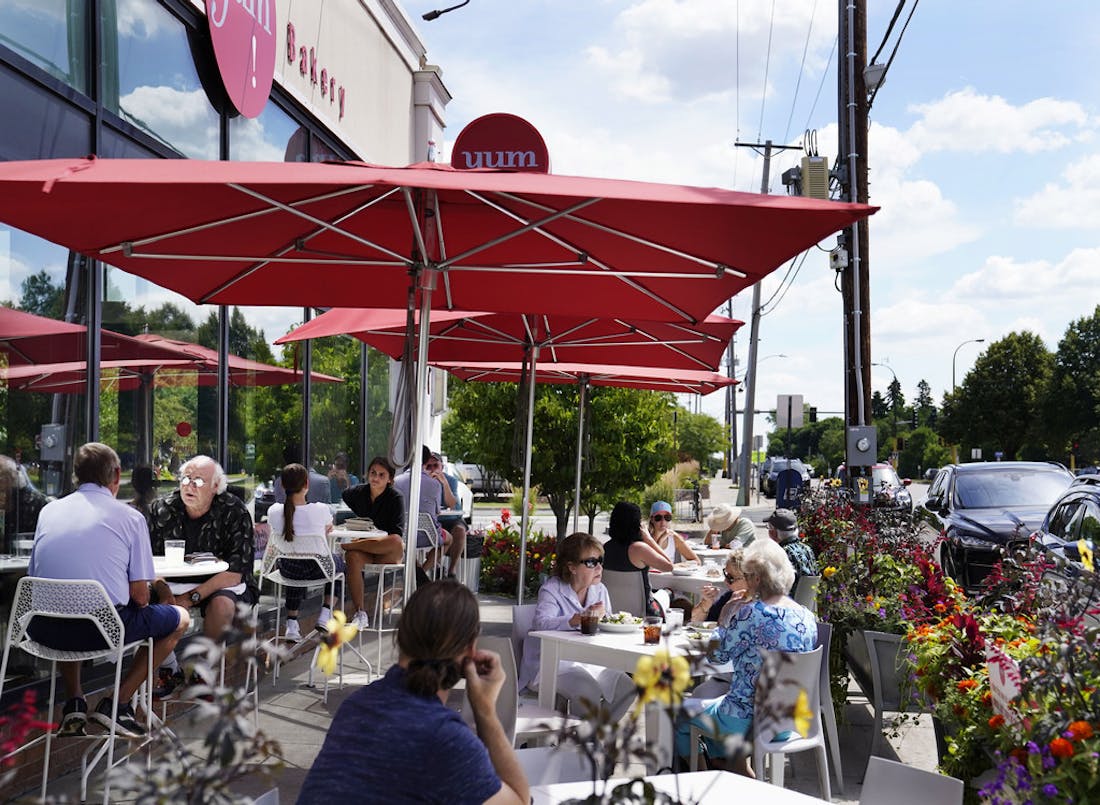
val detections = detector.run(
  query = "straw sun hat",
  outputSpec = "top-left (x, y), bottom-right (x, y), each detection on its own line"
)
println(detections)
top-left (705, 503), bottom-right (741, 532)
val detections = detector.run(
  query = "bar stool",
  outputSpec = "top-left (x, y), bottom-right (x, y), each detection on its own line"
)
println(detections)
top-left (0, 577), bottom-right (154, 804)
top-left (358, 563), bottom-right (404, 675)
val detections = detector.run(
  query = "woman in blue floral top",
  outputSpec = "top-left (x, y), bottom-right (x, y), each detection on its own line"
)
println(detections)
top-left (676, 537), bottom-right (817, 774)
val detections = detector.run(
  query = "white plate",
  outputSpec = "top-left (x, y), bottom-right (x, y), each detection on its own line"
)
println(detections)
top-left (671, 567), bottom-right (699, 576)
top-left (598, 620), bottom-right (642, 633)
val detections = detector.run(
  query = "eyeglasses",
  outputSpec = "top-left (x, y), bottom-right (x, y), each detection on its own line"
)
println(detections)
top-left (425, 462), bottom-right (441, 470)
top-left (179, 476), bottom-right (206, 488)
top-left (577, 556), bottom-right (604, 568)
top-left (724, 572), bottom-right (745, 585)
top-left (651, 513), bottom-right (672, 522)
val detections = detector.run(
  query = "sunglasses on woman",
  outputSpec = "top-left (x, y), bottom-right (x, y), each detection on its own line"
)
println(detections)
top-left (651, 513), bottom-right (672, 522)
top-left (724, 572), bottom-right (745, 585)
top-left (576, 557), bottom-right (604, 568)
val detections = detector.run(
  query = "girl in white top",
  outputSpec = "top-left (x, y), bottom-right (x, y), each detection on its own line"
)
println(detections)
top-left (648, 501), bottom-right (699, 564)
top-left (266, 463), bottom-right (335, 640)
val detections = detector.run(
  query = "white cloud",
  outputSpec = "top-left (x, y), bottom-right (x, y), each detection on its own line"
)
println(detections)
top-left (907, 88), bottom-right (1089, 154)
top-left (117, 0), bottom-right (172, 39)
top-left (875, 298), bottom-right (984, 340)
top-left (951, 249), bottom-right (1100, 301)
top-left (119, 86), bottom-right (220, 160)
top-left (1013, 153), bottom-right (1100, 228)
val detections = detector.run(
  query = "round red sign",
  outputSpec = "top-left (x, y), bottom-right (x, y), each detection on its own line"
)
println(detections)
top-left (205, 0), bottom-right (276, 119)
top-left (451, 113), bottom-right (551, 173)
top-left (177, 422), bottom-right (193, 438)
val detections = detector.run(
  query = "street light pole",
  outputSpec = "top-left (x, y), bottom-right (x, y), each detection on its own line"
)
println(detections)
top-left (871, 361), bottom-right (898, 436)
top-left (952, 338), bottom-right (985, 392)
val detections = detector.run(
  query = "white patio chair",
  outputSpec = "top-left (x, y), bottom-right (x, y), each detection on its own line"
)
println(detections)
top-left (816, 620), bottom-right (844, 794)
top-left (600, 569), bottom-right (648, 618)
top-left (417, 513), bottom-right (443, 580)
top-left (0, 577), bottom-right (154, 804)
top-left (793, 574), bottom-right (821, 613)
top-left (860, 756), bottom-right (963, 805)
top-left (258, 538), bottom-right (365, 701)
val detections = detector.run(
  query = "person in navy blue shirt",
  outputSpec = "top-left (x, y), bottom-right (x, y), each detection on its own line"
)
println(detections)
top-left (298, 580), bottom-right (528, 805)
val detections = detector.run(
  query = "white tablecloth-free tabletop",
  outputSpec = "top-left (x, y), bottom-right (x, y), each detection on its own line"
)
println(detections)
top-left (649, 567), bottom-right (727, 597)
top-left (530, 769), bottom-right (827, 804)
top-left (331, 528), bottom-right (388, 545)
top-left (0, 555), bottom-right (30, 574)
top-left (153, 557), bottom-right (229, 578)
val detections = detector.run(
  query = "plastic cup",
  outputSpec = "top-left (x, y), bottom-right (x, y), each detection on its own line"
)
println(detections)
top-left (663, 609), bottom-right (684, 634)
top-left (580, 612), bottom-right (600, 635)
top-left (164, 540), bottom-right (186, 564)
top-left (643, 616), bottom-right (662, 645)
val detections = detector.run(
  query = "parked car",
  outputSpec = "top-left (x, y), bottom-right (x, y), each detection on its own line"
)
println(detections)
top-left (253, 479), bottom-right (275, 522)
top-left (759, 458), bottom-right (812, 498)
top-left (1032, 474), bottom-right (1100, 567)
top-left (456, 461), bottom-right (512, 496)
top-left (837, 463), bottom-right (913, 513)
top-left (923, 467), bottom-right (939, 481)
top-left (444, 461), bottom-right (475, 524)
top-left (915, 461), bottom-right (1074, 591)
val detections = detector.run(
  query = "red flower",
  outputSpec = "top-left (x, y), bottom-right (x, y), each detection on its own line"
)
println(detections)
top-left (500, 508), bottom-right (511, 523)
top-left (934, 602), bottom-right (947, 613)
top-left (956, 679), bottom-right (978, 691)
top-left (1009, 747), bottom-right (1028, 765)
top-left (1067, 721), bottom-right (1094, 741)
top-left (1049, 737), bottom-right (1074, 759)
top-left (988, 714), bottom-right (1005, 729)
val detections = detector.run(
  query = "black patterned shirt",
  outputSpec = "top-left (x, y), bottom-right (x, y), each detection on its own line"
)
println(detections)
top-left (148, 490), bottom-right (257, 599)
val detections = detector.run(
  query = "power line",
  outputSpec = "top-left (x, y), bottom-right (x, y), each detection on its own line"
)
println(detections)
top-left (756, 0), bottom-right (777, 143)
top-left (870, 0), bottom-right (907, 65)
top-left (868, 0), bottom-right (920, 110)
top-left (803, 34), bottom-right (837, 135)
top-left (760, 249), bottom-right (811, 315)
top-left (783, 0), bottom-right (819, 144)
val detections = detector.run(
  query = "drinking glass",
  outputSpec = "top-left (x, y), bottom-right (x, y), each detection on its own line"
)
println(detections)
top-left (164, 539), bottom-right (186, 564)
top-left (643, 616), bottom-right (662, 645)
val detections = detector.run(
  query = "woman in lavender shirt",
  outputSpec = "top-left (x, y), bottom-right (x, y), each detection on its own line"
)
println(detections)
top-left (518, 532), bottom-right (637, 721)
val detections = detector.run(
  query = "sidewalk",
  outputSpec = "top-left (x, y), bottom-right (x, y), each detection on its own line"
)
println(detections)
top-left (38, 478), bottom-right (940, 803)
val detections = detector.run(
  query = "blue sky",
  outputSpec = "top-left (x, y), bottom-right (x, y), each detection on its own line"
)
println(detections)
top-left (405, 0), bottom-right (1100, 450)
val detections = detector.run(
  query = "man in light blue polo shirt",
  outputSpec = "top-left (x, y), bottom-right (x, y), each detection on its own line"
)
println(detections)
top-left (29, 443), bottom-right (190, 738)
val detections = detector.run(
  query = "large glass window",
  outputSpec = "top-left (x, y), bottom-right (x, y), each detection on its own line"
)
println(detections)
top-left (230, 101), bottom-right (302, 161)
top-left (0, 64), bottom-right (91, 160)
top-left (0, 226), bottom-right (87, 549)
top-left (0, 0), bottom-right (89, 93)
top-left (105, 0), bottom-right (219, 158)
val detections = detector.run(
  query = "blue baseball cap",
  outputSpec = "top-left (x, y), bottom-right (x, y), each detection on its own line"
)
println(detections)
top-left (650, 501), bottom-right (672, 515)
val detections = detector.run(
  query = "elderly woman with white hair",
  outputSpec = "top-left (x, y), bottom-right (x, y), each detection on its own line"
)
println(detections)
top-left (704, 503), bottom-right (756, 549)
top-left (676, 538), bottom-right (817, 775)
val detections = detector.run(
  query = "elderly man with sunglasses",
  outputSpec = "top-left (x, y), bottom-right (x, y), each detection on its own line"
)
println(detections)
top-left (148, 455), bottom-right (258, 641)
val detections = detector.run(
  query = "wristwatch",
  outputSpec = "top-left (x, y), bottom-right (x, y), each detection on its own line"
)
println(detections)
top-left (190, 590), bottom-right (203, 605)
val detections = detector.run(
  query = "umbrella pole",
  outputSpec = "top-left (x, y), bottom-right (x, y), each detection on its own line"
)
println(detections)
top-left (571, 377), bottom-right (588, 534)
top-left (404, 286), bottom-right (434, 604)
top-left (516, 345), bottom-right (539, 605)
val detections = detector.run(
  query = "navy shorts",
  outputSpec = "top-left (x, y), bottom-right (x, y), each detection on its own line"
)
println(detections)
top-left (27, 602), bottom-right (180, 652)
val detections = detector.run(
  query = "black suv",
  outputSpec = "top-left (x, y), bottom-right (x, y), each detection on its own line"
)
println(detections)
top-left (916, 461), bottom-right (1074, 591)
top-left (759, 457), bottom-right (812, 498)
top-left (1032, 474), bottom-right (1100, 566)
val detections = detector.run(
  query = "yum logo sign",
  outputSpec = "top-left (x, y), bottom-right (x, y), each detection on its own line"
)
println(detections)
top-left (450, 113), bottom-right (550, 174)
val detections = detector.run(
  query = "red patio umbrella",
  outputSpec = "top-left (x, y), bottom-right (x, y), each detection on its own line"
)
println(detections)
top-left (275, 308), bottom-right (741, 372)
top-left (0, 156), bottom-right (873, 599)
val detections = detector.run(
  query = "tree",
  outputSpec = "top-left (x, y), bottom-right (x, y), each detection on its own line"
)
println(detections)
top-left (18, 271), bottom-right (64, 319)
top-left (442, 381), bottom-right (675, 539)
top-left (674, 408), bottom-right (724, 474)
top-left (871, 390), bottom-right (888, 420)
top-left (886, 377), bottom-right (905, 414)
top-left (914, 379), bottom-right (936, 426)
top-left (939, 332), bottom-right (1052, 460)
top-left (897, 426), bottom-right (950, 478)
top-left (1043, 305), bottom-right (1100, 465)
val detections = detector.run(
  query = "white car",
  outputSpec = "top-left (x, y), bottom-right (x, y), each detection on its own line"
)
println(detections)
top-left (445, 462), bottom-right (474, 524)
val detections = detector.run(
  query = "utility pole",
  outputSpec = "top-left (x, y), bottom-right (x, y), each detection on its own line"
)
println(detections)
top-left (838, 0), bottom-right (872, 461)
top-left (736, 139), bottom-right (803, 507)
top-left (726, 304), bottom-right (737, 482)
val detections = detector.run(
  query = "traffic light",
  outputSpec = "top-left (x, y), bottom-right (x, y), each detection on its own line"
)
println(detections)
top-left (911, 409), bottom-right (918, 428)
top-left (809, 407), bottom-right (817, 424)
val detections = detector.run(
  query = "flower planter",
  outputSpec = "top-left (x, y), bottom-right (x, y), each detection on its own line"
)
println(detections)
top-left (843, 629), bottom-right (922, 755)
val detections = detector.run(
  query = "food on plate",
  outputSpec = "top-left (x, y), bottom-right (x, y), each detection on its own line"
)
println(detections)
top-left (601, 611), bottom-right (643, 625)
top-left (673, 560), bottom-right (700, 571)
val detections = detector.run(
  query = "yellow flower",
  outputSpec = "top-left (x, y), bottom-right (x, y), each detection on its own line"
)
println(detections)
top-left (1078, 539), bottom-right (1094, 573)
top-left (822, 566), bottom-right (838, 579)
top-left (633, 649), bottom-right (690, 710)
top-left (793, 689), bottom-right (814, 737)
top-left (314, 610), bottom-right (359, 676)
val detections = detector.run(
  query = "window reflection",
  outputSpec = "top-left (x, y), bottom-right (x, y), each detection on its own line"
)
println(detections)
top-left (0, 0), bottom-right (88, 93)
top-left (229, 101), bottom-right (301, 161)
top-left (106, 0), bottom-right (219, 158)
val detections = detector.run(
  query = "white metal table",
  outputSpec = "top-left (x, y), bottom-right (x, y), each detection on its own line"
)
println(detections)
top-left (530, 769), bottom-right (827, 804)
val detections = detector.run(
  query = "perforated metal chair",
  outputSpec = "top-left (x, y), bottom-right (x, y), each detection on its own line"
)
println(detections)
top-left (600, 569), bottom-right (649, 618)
top-left (416, 513), bottom-right (443, 580)
top-left (793, 574), bottom-right (821, 613)
top-left (258, 537), bottom-right (362, 701)
top-left (0, 577), bottom-right (154, 804)
top-left (860, 756), bottom-right (963, 805)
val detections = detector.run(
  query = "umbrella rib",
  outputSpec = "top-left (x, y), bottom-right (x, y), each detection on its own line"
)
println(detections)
top-left (491, 190), bottom-right (748, 279)
top-left (402, 188), bottom-right (430, 268)
top-left (459, 191), bottom-right (697, 322)
top-left (100, 185), bottom-right (376, 254)
top-left (663, 321), bottom-right (725, 342)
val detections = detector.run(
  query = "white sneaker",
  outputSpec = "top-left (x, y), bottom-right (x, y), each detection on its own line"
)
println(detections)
top-left (315, 607), bottom-right (333, 633)
top-left (284, 619), bottom-right (302, 640)
top-left (352, 610), bottom-right (370, 631)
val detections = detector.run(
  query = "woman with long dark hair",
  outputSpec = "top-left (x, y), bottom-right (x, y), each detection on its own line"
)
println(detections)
top-left (299, 581), bottom-right (528, 804)
top-left (602, 500), bottom-right (675, 618)
top-left (341, 455), bottom-right (406, 631)
top-left (266, 463), bottom-right (336, 640)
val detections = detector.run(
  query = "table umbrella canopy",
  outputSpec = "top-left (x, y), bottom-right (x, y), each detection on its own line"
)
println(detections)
top-left (0, 157), bottom-right (875, 322)
top-left (275, 307), bottom-right (742, 372)
top-left (436, 361), bottom-right (737, 396)
top-left (0, 306), bottom-right (191, 367)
